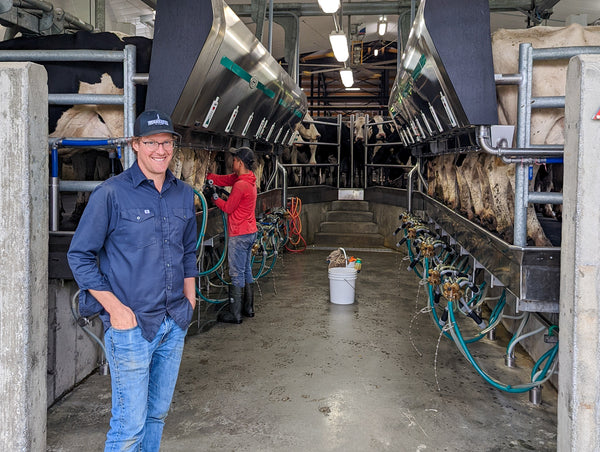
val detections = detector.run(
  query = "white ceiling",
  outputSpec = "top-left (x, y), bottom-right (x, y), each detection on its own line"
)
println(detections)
top-left (106, 0), bottom-right (600, 59)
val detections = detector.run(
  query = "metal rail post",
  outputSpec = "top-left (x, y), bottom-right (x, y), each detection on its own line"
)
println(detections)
top-left (349, 114), bottom-right (354, 188)
top-left (123, 44), bottom-right (136, 169)
top-left (513, 43), bottom-right (532, 247)
top-left (363, 114), bottom-right (369, 189)
top-left (337, 113), bottom-right (342, 189)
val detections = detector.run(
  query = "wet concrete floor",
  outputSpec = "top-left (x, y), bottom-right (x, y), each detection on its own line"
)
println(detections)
top-left (47, 248), bottom-right (557, 451)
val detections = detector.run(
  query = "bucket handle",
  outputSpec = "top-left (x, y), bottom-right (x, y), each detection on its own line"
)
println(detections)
top-left (339, 247), bottom-right (348, 267)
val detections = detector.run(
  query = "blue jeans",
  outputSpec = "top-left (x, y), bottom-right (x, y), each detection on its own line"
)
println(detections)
top-left (104, 315), bottom-right (187, 452)
top-left (228, 232), bottom-right (257, 287)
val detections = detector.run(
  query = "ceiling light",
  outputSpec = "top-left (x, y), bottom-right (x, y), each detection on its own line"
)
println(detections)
top-left (340, 68), bottom-right (354, 87)
top-left (377, 16), bottom-right (387, 36)
top-left (329, 31), bottom-right (349, 62)
top-left (345, 87), bottom-right (360, 91)
top-left (318, 0), bottom-right (341, 14)
top-left (374, 48), bottom-right (379, 57)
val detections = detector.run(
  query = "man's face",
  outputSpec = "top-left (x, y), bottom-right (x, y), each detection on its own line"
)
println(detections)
top-left (133, 132), bottom-right (176, 179)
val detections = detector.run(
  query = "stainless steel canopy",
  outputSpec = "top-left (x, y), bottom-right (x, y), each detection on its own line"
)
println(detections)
top-left (146, 0), bottom-right (307, 146)
top-left (388, 0), bottom-right (498, 145)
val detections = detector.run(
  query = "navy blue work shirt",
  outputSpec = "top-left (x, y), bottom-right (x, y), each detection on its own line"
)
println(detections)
top-left (67, 161), bottom-right (197, 341)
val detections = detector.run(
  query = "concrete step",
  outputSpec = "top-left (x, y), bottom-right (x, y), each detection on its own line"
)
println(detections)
top-left (331, 200), bottom-right (370, 212)
top-left (319, 221), bottom-right (379, 234)
top-left (313, 232), bottom-right (385, 248)
top-left (326, 210), bottom-right (374, 223)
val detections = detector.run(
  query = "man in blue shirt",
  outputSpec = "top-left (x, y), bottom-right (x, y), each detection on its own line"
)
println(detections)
top-left (68, 110), bottom-right (197, 452)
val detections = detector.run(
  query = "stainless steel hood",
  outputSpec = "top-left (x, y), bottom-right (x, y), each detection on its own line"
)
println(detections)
top-left (388, 0), bottom-right (498, 145)
top-left (146, 0), bottom-right (307, 146)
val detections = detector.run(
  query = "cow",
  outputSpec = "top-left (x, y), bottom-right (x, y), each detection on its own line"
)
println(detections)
top-left (426, 23), bottom-right (600, 246)
top-left (284, 113), bottom-right (321, 186)
top-left (354, 115), bottom-right (412, 187)
top-left (492, 24), bottom-right (600, 222)
top-left (0, 31), bottom-right (154, 228)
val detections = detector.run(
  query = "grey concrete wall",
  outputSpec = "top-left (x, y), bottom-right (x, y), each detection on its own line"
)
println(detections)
top-left (0, 63), bottom-right (48, 452)
top-left (558, 55), bottom-right (600, 452)
top-left (47, 280), bottom-right (106, 405)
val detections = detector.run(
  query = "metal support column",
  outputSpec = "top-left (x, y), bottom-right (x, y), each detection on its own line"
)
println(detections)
top-left (513, 43), bottom-right (532, 247)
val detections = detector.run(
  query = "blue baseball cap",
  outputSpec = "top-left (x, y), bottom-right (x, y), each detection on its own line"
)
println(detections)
top-left (134, 110), bottom-right (181, 138)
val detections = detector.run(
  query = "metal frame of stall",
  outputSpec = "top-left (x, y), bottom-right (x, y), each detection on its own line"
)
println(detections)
top-left (280, 114), bottom-right (343, 188)
top-left (359, 114), bottom-right (414, 188)
top-left (478, 43), bottom-right (600, 247)
top-left (0, 45), bottom-right (137, 233)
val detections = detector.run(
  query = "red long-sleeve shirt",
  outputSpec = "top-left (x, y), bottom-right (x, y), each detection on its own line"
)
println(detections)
top-left (207, 172), bottom-right (257, 237)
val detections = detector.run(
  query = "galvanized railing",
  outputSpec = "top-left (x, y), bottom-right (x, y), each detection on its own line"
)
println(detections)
top-left (0, 45), bottom-right (138, 232)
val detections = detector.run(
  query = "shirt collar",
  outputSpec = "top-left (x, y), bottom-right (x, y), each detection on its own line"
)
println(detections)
top-left (130, 160), bottom-right (178, 188)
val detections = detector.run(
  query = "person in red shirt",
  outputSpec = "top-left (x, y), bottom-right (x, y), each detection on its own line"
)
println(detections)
top-left (206, 147), bottom-right (258, 323)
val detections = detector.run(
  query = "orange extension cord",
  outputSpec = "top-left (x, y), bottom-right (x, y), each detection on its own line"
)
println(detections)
top-left (285, 197), bottom-right (306, 253)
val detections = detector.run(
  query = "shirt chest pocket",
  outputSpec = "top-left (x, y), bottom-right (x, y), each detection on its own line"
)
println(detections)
top-left (171, 208), bottom-right (194, 238)
top-left (119, 208), bottom-right (157, 248)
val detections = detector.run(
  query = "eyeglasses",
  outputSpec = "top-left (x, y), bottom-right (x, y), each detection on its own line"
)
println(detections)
top-left (141, 140), bottom-right (177, 151)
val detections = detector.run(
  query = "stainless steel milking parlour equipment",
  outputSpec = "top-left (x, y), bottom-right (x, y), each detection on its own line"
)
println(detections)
top-left (389, 0), bottom-right (562, 401)
top-left (147, 0), bottom-right (307, 184)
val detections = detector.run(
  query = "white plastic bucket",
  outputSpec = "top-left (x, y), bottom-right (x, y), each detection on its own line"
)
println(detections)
top-left (328, 266), bottom-right (358, 304)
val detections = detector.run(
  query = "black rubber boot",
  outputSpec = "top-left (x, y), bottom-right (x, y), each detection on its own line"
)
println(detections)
top-left (243, 283), bottom-right (255, 318)
top-left (217, 285), bottom-right (243, 324)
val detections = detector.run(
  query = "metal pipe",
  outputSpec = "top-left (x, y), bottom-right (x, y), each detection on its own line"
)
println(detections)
top-left (407, 164), bottom-right (417, 213)
top-left (21, 0), bottom-right (52, 12)
top-left (531, 96), bottom-right (564, 109)
top-left (48, 93), bottom-right (124, 105)
top-left (0, 49), bottom-right (124, 61)
top-left (417, 162), bottom-right (428, 191)
top-left (95, 0), bottom-right (105, 31)
top-left (477, 126), bottom-right (563, 158)
top-left (280, 163), bottom-right (336, 168)
top-left (363, 114), bottom-right (369, 189)
top-left (132, 73), bottom-right (149, 85)
top-left (349, 114), bottom-right (354, 188)
top-left (60, 180), bottom-right (102, 192)
top-left (532, 46), bottom-right (600, 60)
top-left (276, 161), bottom-right (287, 207)
top-left (50, 177), bottom-right (59, 231)
top-left (232, 1), bottom-right (535, 17)
top-left (365, 163), bottom-right (413, 169)
top-left (268, 0), bottom-right (273, 53)
top-left (62, 10), bottom-right (94, 31)
top-left (494, 73), bottom-right (522, 85)
top-left (124, 44), bottom-right (136, 169)
top-left (528, 191), bottom-right (563, 205)
top-left (513, 43), bottom-right (532, 247)
top-left (337, 113), bottom-right (342, 189)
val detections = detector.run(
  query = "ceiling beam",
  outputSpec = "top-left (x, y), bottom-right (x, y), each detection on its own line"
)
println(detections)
top-left (230, 1), bottom-right (536, 17)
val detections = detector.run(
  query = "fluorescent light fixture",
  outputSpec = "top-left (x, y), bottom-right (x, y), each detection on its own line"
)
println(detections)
top-left (318, 0), bottom-right (340, 14)
top-left (374, 48), bottom-right (379, 57)
top-left (329, 31), bottom-right (349, 62)
top-left (377, 16), bottom-right (387, 36)
top-left (340, 68), bottom-right (354, 87)
top-left (345, 87), bottom-right (360, 91)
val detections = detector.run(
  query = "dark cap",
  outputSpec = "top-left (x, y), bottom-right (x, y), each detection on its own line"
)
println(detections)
top-left (134, 110), bottom-right (181, 138)
top-left (229, 147), bottom-right (255, 169)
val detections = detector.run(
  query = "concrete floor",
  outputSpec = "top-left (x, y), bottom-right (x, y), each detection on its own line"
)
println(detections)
top-left (47, 249), bottom-right (557, 451)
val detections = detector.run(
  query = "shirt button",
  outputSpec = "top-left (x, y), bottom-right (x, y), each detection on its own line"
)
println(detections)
top-left (163, 216), bottom-right (167, 221)
top-left (164, 239), bottom-right (168, 243)
top-left (167, 263), bottom-right (170, 267)
top-left (136, 216), bottom-right (140, 220)
top-left (167, 285), bottom-right (171, 290)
